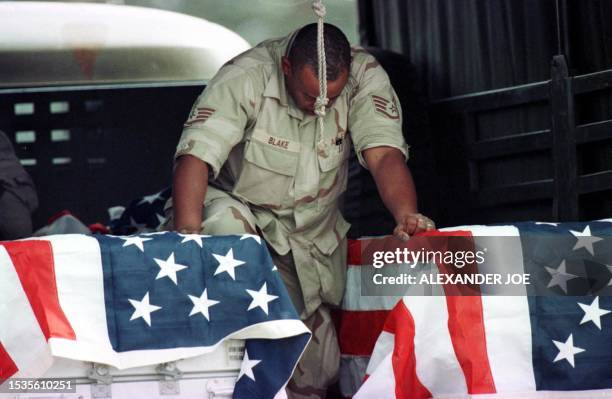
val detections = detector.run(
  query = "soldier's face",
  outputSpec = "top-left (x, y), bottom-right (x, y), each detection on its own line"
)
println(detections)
top-left (282, 57), bottom-right (348, 115)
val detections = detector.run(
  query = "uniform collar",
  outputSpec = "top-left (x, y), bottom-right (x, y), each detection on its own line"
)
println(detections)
top-left (262, 30), bottom-right (304, 120)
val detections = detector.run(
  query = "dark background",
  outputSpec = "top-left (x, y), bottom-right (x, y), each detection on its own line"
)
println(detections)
top-left (1, 0), bottom-right (610, 233)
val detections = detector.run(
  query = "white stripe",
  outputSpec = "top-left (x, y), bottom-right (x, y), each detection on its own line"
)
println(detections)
top-left (344, 265), bottom-right (402, 311)
top-left (365, 331), bottom-right (394, 375)
top-left (353, 352), bottom-right (396, 399)
top-left (476, 226), bottom-right (536, 391)
top-left (481, 296), bottom-right (535, 391)
top-left (46, 235), bottom-right (115, 364)
top-left (404, 296), bottom-right (468, 395)
top-left (0, 245), bottom-right (53, 379)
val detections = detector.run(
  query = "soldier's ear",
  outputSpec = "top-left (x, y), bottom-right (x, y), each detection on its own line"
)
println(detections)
top-left (281, 56), bottom-right (292, 77)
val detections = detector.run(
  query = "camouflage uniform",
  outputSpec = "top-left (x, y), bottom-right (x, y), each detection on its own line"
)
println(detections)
top-left (164, 31), bottom-right (408, 398)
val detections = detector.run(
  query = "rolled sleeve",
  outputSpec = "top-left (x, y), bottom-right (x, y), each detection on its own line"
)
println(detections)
top-left (174, 65), bottom-right (256, 179)
top-left (348, 53), bottom-right (409, 169)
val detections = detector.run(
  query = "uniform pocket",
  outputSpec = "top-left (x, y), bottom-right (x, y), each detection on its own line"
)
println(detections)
top-left (310, 220), bottom-right (349, 306)
top-left (317, 135), bottom-right (351, 172)
top-left (316, 136), bottom-right (351, 210)
top-left (232, 138), bottom-right (298, 208)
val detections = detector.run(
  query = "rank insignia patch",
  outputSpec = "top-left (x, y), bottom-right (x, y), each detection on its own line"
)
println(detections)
top-left (371, 95), bottom-right (399, 120)
top-left (184, 106), bottom-right (215, 127)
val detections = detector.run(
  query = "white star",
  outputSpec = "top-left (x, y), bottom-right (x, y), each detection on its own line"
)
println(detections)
top-left (128, 292), bottom-right (161, 327)
top-left (121, 235), bottom-right (153, 252)
top-left (570, 226), bottom-right (603, 255)
top-left (535, 222), bottom-right (559, 226)
top-left (188, 288), bottom-right (219, 321)
top-left (129, 217), bottom-right (148, 230)
top-left (546, 260), bottom-right (579, 293)
top-left (156, 213), bottom-right (167, 225)
top-left (246, 282), bottom-right (278, 315)
top-left (154, 252), bottom-right (188, 285)
top-left (237, 350), bottom-right (261, 381)
top-left (139, 192), bottom-right (163, 205)
top-left (272, 264), bottom-right (278, 271)
top-left (240, 234), bottom-right (262, 245)
top-left (552, 334), bottom-right (585, 368)
top-left (179, 233), bottom-right (211, 248)
top-left (578, 297), bottom-right (611, 330)
top-left (607, 264), bottom-right (612, 286)
top-left (213, 248), bottom-right (246, 280)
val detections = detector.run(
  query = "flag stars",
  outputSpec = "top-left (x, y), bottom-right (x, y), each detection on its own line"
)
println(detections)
top-left (154, 252), bottom-right (188, 285)
top-left (188, 288), bottom-right (219, 321)
top-left (240, 234), bottom-right (262, 245)
top-left (246, 282), bottom-right (278, 315)
top-left (570, 225), bottom-right (603, 255)
top-left (546, 260), bottom-right (579, 293)
top-left (138, 191), bottom-right (164, 205)
top-left (552, 334), bottom-right (585, 368)
top-left (578, 297), bottom-right (611, 330)
top-left (213, 248), bottom-right (246, 280)
top-left (237, 350), bottom-right (261, 381)
top-left (121, 235), bottom-right (153, 252)
top-left (179, 233), bottom-right (211, 248)
top-left (128, 292), bottom-right (161, 327)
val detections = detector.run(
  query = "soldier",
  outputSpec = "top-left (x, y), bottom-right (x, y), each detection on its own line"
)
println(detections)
top-left (164, 23), bottom-right (435, 398)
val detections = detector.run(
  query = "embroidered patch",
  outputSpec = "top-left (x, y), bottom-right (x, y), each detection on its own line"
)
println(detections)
top-left (176, 140), bottom-right (196, 157)
top-left (251, 129), bottom-right (300, 152)
top-left (371, 95), bottom-right (400, 120)
top-left (184, 106), bottom-right (215, 127)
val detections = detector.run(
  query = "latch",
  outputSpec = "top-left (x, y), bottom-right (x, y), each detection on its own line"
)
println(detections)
top-left (156, 361), bottom-right (183, 395)
top-left (88, 363), bottom-right (112, 398)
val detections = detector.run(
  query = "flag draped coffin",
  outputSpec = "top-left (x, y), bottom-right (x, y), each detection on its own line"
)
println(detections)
top-left (343, 220), bottom-right (612, 398)
top-left (0, 232), bottom-right (310, 398)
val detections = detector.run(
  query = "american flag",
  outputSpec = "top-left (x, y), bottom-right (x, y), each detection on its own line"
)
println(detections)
top-left (0, 232), bottom-right (310, 398)
top-left (109, 187), bottom-right (171, 235)
top-left (335, 220), bottom-right (612, 398)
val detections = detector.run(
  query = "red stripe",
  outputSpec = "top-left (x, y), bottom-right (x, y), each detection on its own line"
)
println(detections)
top-left (347, 239), bottom-right (361, 265)
top-left (336, 310), bottom-right (390, 356)
top-left (3, 241), bottom-right (76, 341)
top-left (372, 100), bottom-right (388, 106)
top-left (435, 233), bottom-right (496, 394)
top-left (371, 95), bottom-right (389, 103)
top-left (197, 107), bottom-right (215, 112)
top-left (0, 342), bottom-right (18, 384)
top-left (386, 301), bottom-right (431, 399)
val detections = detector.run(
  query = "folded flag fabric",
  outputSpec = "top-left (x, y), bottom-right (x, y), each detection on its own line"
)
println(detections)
top-left (109, 187), bottom-right (171, 235)
top-left (346, 219), bottom-right (612, 398)
top-left (0, 232), bottom-right (310, 399)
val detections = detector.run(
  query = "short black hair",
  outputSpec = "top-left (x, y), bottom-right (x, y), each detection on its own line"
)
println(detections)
top-left (287, 23), bottom-right (351, 81)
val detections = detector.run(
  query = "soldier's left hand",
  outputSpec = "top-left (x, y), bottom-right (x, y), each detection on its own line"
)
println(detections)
top-left (393, 213), bottom-right (435, 241)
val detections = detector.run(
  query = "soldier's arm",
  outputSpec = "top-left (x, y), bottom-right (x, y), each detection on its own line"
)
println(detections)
top-left (173, 155), bottom-right (209, 233)
top-left (363, 145), bottom-right (434, 239)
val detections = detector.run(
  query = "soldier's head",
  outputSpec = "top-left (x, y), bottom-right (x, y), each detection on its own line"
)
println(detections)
top-left (282, 23), bottom-right (351, 115)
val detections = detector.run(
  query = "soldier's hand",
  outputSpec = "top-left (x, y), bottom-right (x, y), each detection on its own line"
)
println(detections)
top-left (393, 213), bottom-right (435, 241)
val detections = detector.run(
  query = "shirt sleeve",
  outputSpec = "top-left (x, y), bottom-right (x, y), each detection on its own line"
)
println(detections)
top-left (348, 51), bottom-right (409, 169)
top-left (174, 64), bottom-right (260, 179)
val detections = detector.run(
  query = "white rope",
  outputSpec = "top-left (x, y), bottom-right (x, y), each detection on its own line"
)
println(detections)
top-left (312, 0), bottom-right (330, 155)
